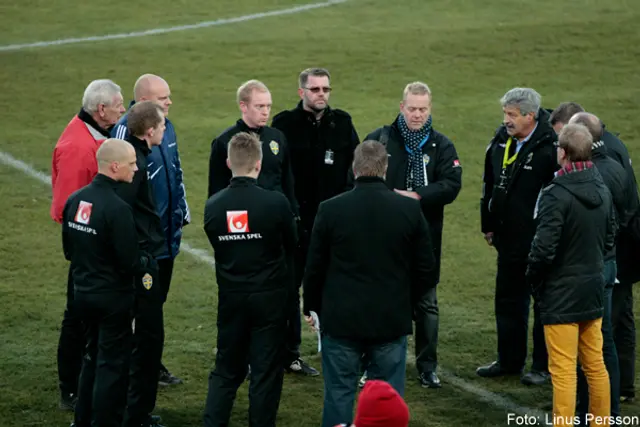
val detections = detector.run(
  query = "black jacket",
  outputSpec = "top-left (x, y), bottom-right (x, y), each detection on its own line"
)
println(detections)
top-left (303, 177), bottom-right (436, 343)
top-left (602, 129), bottom-right (640, 284)
top-left (272, 103), bottom-right (359, 233)
top-left (592, 141), bottom-right (631, 260)
top-left (208, 119), bottom-right (298, 215)
top-left (113, 135), bottom-right (166, 258)
top-left (481, 108), bottom-right (557, 260)
top-left (527, 166), bottom-right (616, 325)
top-left (204, 176), bottom-right (297, 294)
top-left (62, 174), bottom-right (156, 294)
top-left (365, 118), bottom-right (461, 283)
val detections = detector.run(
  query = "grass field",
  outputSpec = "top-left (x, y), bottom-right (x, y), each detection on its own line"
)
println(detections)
top-left (1, 0), bottom-right (639, 425)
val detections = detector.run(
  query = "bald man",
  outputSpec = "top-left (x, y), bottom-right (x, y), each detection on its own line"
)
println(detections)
top-left (112, 74), bottom-right (188, 397)
top-left (568, 112), bottom-right (633, 424)
top-left (62, 139), bottom-right (158, 427)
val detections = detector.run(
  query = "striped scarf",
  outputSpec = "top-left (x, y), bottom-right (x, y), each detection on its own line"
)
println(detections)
top-left (556, 161), bottom-right (594, 177)
top-left (398, 114), bottom-right (432, 190)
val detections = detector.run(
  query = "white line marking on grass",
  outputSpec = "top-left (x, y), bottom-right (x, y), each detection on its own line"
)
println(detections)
top-left (0, 148), bottom-right (549, 422)
top-left (0, 0), bottom-right (347, 52)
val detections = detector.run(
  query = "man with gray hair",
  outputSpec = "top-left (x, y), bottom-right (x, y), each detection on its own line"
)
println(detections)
top-left (50, 78), bottom-right (125, 411)
top-left (478, 87), bottom-right (557, 386)
top-left (303, 140), bottom-right (436, 427)
top-left (364, 81), bottom-right (462, 389)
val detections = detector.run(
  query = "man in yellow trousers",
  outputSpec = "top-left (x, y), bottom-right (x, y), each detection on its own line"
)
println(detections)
top-left (526, 123), bottom-right (616, 427)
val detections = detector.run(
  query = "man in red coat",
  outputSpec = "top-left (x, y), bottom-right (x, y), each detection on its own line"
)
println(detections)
top-left (51, 78), bottom-right (125, 411)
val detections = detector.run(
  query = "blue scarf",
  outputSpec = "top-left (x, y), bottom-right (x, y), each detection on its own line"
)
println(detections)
top-left (398, 114), bottom-right (432, 190)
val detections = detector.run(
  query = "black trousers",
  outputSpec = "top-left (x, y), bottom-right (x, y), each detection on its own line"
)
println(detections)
top-left (283, 241), bottom-right (307, 365)
top-left (414, 286), bottom-right (439, 373)
top-left (74, 292), bottom-right (134, 427)
top-left (495, 257), bottom-right (548, 372)
top-left (612, 280), bottom-right (636, 397)
top-left (204, 288), bottom-right (287, 427)
top-left (124, 258), bottom-right (173, 427)
top-left (57, 264), bottom-right (84, 396)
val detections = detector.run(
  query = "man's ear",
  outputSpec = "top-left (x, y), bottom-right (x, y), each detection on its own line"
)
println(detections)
top-left (226, 158), bottom-right (231, 170)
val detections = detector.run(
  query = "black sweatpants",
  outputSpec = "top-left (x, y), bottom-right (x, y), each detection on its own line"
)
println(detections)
top-left (123, 258), bottom-right (172, 427)
top-left (204, 287), bottom-right (287, 427)
top-left (57, 264), bottom-right (84, 396)
top-left (495, 257), bottom-right (548, 372)
top-left (73, 291), bottom-right (134, 427)
top-left (612, 280), bottom-right (636, 398)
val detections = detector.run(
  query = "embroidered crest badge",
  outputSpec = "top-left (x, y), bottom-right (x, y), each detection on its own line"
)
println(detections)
top-left (269, 140), bottom-right (279, 155)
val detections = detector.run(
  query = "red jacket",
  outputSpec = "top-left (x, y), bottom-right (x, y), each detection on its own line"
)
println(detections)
top-left (50, 115), bottom-right (107, 223)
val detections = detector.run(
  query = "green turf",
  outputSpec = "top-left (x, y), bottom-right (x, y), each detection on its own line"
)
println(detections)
top-left (1, 0), bottom-right (639, 425)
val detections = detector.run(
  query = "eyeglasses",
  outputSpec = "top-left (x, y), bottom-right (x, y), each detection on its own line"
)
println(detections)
top-left (304, 86), bottom-right (332, 93)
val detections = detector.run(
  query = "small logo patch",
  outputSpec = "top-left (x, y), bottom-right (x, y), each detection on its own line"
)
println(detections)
top-left (142, 273), bottom-right (153, 290)
top-left (269, 140), bottom-right (279, 155)
top-left (453, 159), bottom-right (461, 168)
top-left (74, 201), bottom-right (93, 225)
top-left (227, 210), bottom-right (249, 233)
top-left (423, 154), bottom-right (430, 165)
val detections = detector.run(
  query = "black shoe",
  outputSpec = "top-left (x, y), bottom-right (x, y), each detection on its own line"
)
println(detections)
top-left (59, 392), bottom-right (77, 411)
top-left (149, 415), bottom-right (165, 427)
top-left (620, 395), bottom-right (635, 404)
top-left (476, 361), bottom-right (521, 378)
top-left (286, 358), bottom-right (319, 376)
top-left (418, 371), bottom-right (442, 388)
top-left (521, 370), bottom-right (550, 386)
top-left (158, 369), bottom-right (183, 386)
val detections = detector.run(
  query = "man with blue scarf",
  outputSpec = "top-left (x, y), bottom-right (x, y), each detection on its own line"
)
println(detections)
top-left (364, 82), bottom-right (462, 388)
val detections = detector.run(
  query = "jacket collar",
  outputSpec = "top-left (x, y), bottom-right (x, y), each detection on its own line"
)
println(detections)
top-left (236, 119), bottom-right (263, 135)
top-left (229, 176), bottom-right (258, 187)
top-left (93, 173), bottom-right (119, 187)
top-left (295, 100), bottom-right (332, 120)
top-left (126, 134), bottom-right (151, 156)
top-left (354, 176), bottom-right (387, 188)
top-left (78, 108), bottom-right (111, 138)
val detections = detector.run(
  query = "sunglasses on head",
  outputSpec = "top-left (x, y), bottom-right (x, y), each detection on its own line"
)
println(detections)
top-left (304, 86), bottom-right (332, 93)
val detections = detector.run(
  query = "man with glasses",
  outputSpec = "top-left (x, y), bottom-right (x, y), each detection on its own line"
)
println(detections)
top-left (272, 68), bottom-right (360, 377)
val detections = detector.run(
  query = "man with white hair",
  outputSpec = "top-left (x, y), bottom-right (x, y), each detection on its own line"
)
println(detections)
top-left (51, 78), bottom-right (125, 411)
top-left (478, 87), bottom-right (556, 386)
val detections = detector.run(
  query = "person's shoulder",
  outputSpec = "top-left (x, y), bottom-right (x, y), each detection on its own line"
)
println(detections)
top-left (330, 108), bottom-right (354, 121)
top-left (430, 129), bottom-right (455, 147)
top-left (263, 125), bottom-right (286, 140)
top-left (272, 108), bottom-right (298, 124)
top-left (214, 123), bottom-right (242, 143)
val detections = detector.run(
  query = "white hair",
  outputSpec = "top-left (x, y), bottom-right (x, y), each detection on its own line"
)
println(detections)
top-left (82, 79), bottom-right (122, 114)
top-left (500, 87), bottom-right (541, 118)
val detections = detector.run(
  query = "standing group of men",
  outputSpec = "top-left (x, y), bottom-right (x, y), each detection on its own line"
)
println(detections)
top-left (480, 88), bottom-right (639, 425)
top-left (53, 67), bottom-right (638, 427)
top-left (203, 71), bottom-right (462, 427)
top-left (52, 74), bottom-right (188, 427)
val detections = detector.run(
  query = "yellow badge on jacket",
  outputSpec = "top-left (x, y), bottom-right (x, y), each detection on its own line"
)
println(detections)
top-left (142, 273), bottom-right (153, 290)
top-left (269, 140), bottom-right (279, 155)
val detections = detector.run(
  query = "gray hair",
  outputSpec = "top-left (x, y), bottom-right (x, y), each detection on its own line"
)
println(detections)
top-left (500, 88), bottom-right (541, 118)
top-left (403, 81), bottom-right (431, 101)
top-left (353, 140), bottom-right (388, 178)
top-left (82, 79), bottom-right (122, 114)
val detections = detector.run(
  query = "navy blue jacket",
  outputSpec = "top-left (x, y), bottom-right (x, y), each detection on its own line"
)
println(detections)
top-left (112, 106), bottom-right (190, 259)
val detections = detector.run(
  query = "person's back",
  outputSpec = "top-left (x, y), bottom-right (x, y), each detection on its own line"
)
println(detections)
top-left (202, 132), bottom-right (296, 427)
top-left (307, 177), bottom-right (434, 341)
top-left (204, 178), bottom-right (296, 293)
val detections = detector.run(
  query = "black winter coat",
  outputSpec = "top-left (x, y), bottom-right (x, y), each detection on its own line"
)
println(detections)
top-left (527, 166), bottom-right (617, 325)
top-left (365, 118), bottom-right (462, 284)
top-left (481, 109), bottom-right (557, 261)
top-left (272, 103), bottom-right (359, 235)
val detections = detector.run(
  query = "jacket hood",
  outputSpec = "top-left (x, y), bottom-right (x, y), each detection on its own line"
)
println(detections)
top-left (555, 167), bottom-right (604, 208)
top-left (591, 139), bottom-right (609, 158)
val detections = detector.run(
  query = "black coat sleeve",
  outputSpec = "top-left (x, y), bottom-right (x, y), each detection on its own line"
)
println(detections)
top-left (411, 208), bottom-right (437, 307)
top-left (480, 141), bottom-right (496, 234)
top-left (605, 192), bottom-right (618, 255)
top-left (302, 202), bottom-right (330, 316)
top-left (343, 119), bottom-right (360, 191)
top-left (108, 204), bottom-right (154, 275)
top-left (415, 139), bottom-right (462, 207)
top-left (526, 187), bottom-right (564, 296)
top-left (62, 200), bottom-right (72, 261)
top-left (279, 134), bottom-right (299, 216)
top-left (208, 137), bottom-right (232, 199)
top-left (279, 195), bottom-right (298, 259)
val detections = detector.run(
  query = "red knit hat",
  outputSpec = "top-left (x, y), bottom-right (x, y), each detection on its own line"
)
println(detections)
top-left (354, 380), bottom-right (410, 427)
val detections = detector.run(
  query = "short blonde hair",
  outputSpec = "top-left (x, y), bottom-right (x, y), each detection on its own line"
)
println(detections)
top-left (228, 132), bottom-right (263, 174)
top-left (403, 81), bottom-right (431, 101)
top-left (237, 80), bottom-right (269, 104)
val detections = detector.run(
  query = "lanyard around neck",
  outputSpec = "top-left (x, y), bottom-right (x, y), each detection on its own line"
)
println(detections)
top-left (502, 137), bottom-right (518, 169)
top-left (404, 133), bottom-right (430, 155)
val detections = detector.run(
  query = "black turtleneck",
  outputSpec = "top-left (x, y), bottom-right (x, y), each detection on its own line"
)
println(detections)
top-left (77, 108), bottom-right (112, 138)
top-left (110, 134), bottom-right (166, 257)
